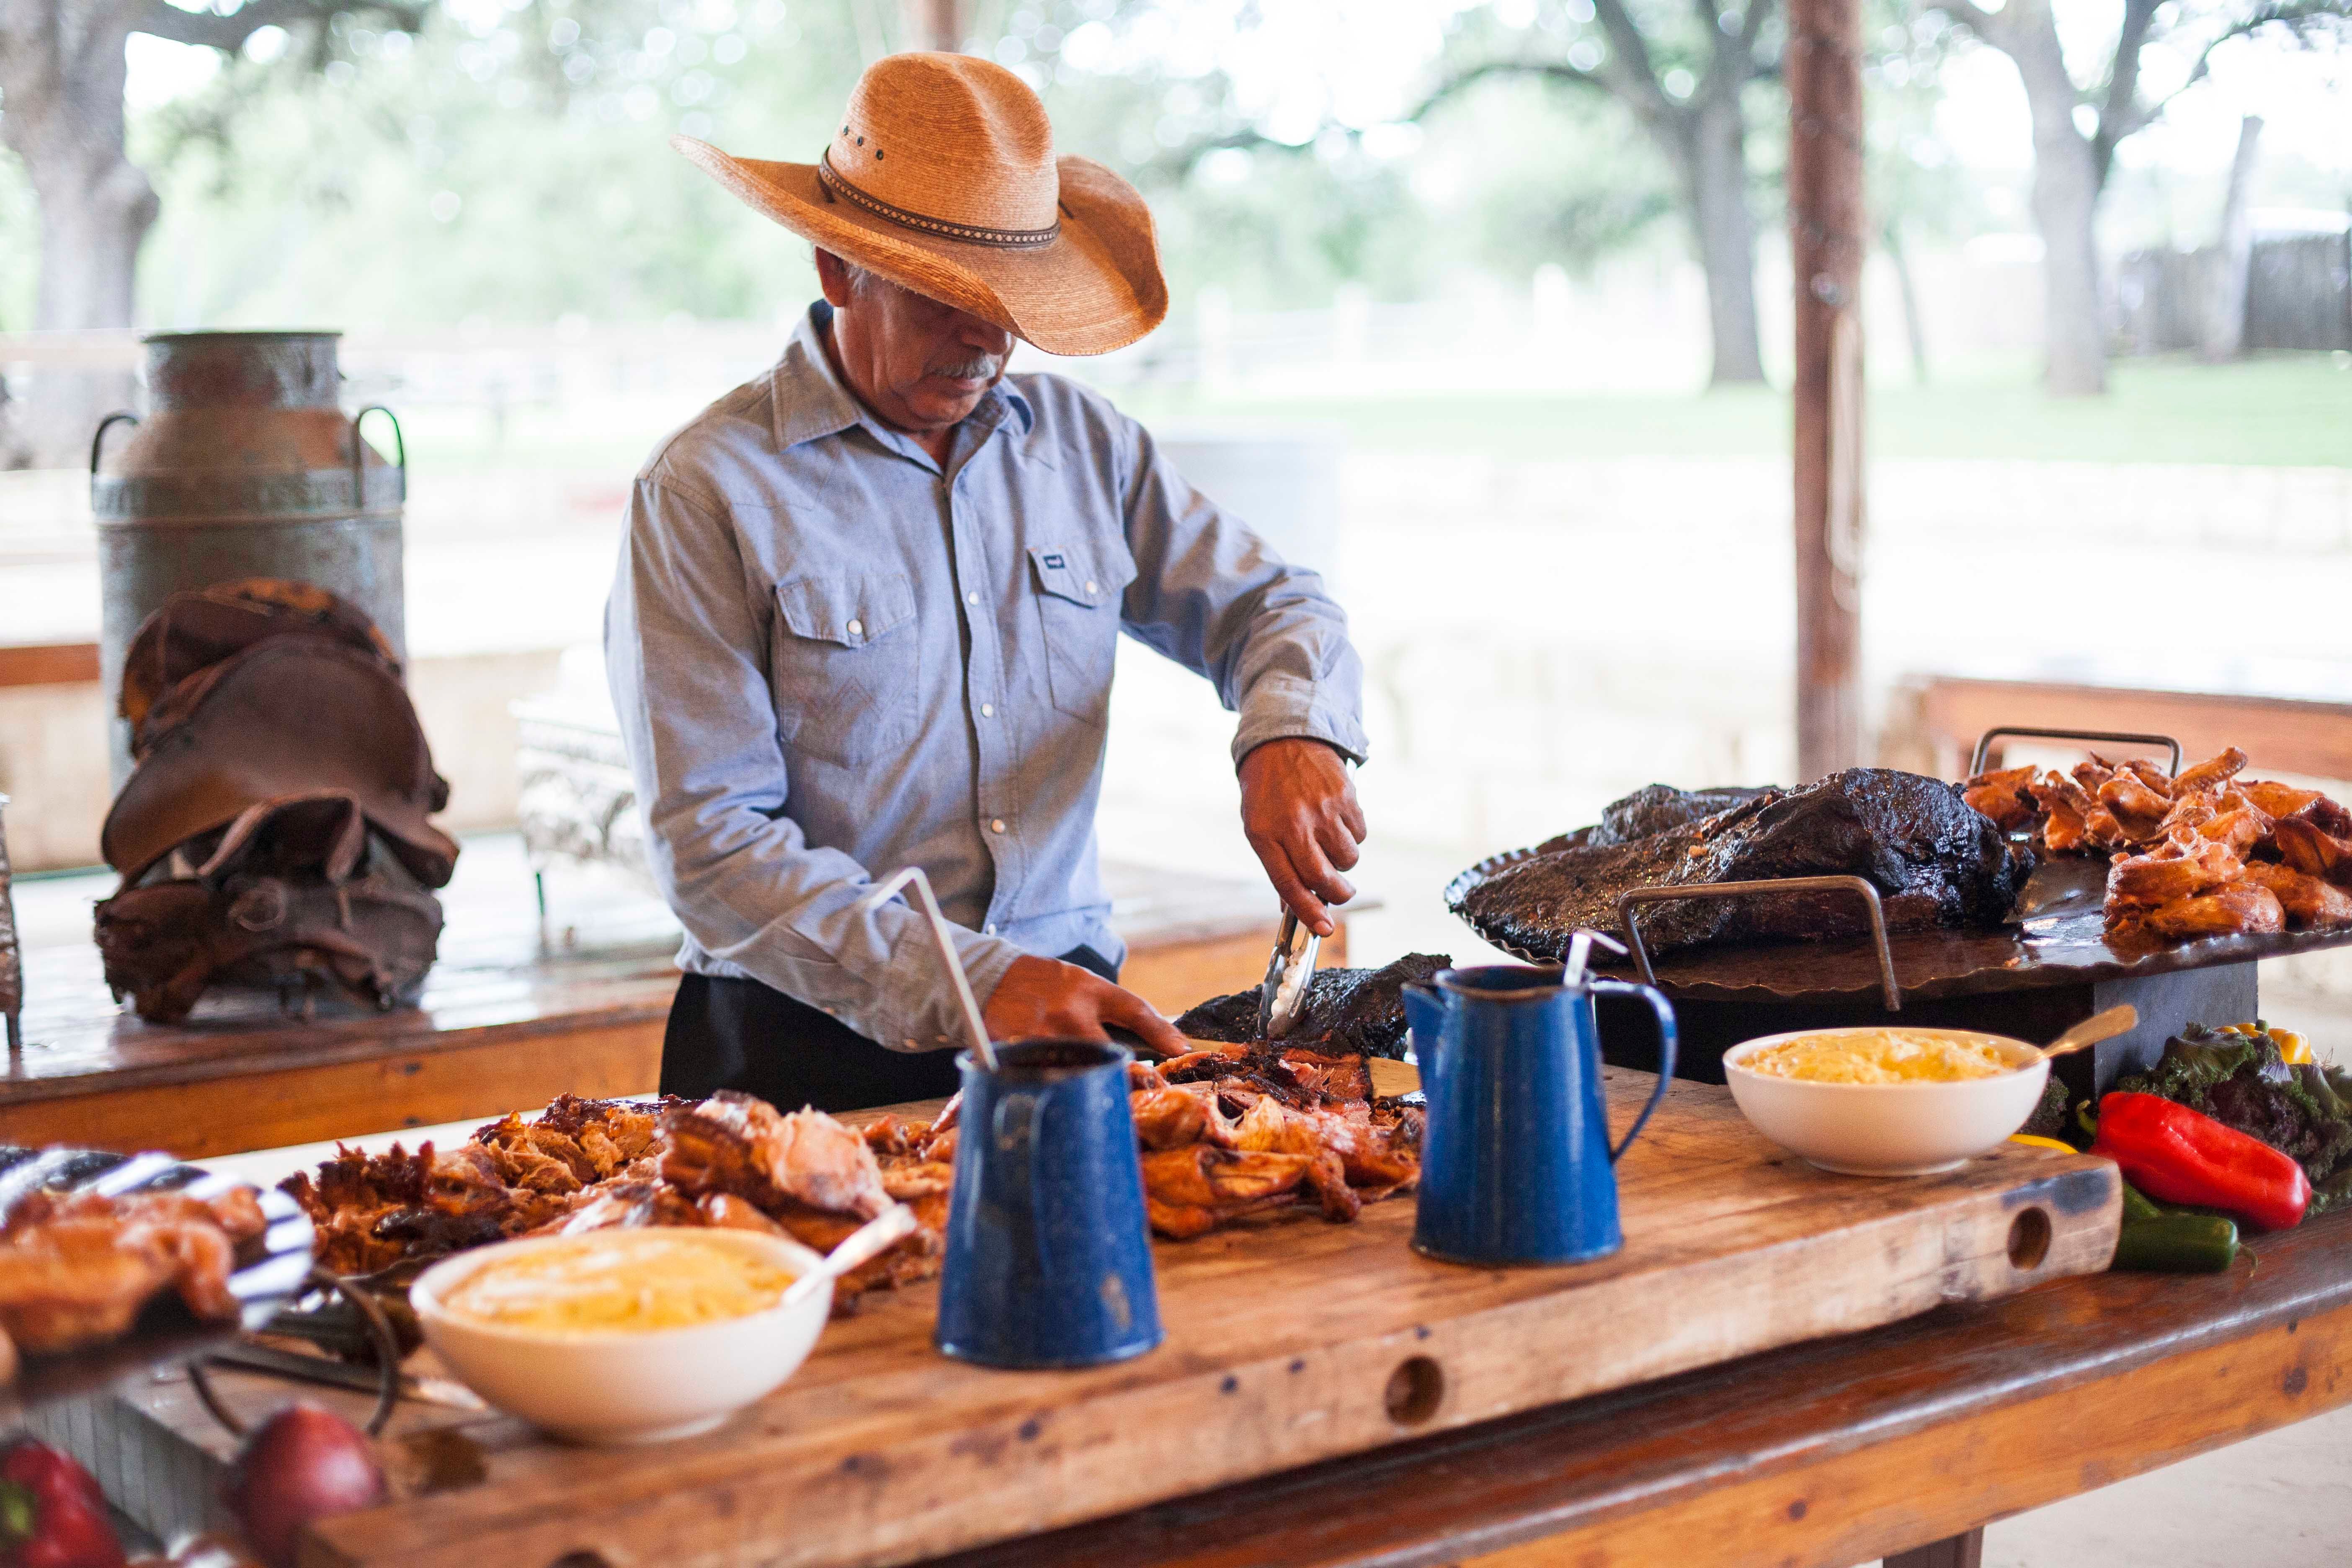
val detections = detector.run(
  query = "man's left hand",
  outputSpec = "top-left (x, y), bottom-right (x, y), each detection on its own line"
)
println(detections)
top-left (1238, 739), bottom-right (1366, 938)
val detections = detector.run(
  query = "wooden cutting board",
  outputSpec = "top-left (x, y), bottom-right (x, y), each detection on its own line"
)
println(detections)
top-left (73, 1065), bottom-right (2119, 1568)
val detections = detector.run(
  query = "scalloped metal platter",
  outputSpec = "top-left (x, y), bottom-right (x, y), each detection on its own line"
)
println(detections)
top-left (1444, 844), bottom-right (2352, 1003)
top-left (0, 1144), bottom-right (314, 1419)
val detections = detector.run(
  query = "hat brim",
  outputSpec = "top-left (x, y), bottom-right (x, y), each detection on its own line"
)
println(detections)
top-left (674, 137), bottom-right (1168, 358)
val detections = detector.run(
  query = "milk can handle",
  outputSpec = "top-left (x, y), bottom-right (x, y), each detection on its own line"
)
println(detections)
top-left (89, 410), bottom-right (139, 476)
top-left (351, 405), bottom-right (406, 505)
top-left (1586, 979), bottom-right (1676, 1162)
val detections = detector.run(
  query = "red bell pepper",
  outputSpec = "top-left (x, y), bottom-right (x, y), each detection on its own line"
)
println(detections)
top-left (2093, 1091), bottom-right (2312, 1231)
top-left (0, 1442), bottom-right (126, 1568)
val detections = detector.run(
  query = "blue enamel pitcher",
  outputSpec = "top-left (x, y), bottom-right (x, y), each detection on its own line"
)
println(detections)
top-left (934, 1039), bottom-right (1164, 1369)
top-left (1405, 965), bottom-right (1677, 1266)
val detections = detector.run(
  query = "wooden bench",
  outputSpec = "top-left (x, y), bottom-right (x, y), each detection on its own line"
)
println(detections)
top-left (1914, 673), bottom-right (2352, 781)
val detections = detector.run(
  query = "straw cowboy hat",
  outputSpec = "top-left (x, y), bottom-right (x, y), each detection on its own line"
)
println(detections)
top-left (673, 52), bottom-right (1168, 357)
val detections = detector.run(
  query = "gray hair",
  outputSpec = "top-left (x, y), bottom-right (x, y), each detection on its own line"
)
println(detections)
top-left (817, 248), bottom-right (879, 298)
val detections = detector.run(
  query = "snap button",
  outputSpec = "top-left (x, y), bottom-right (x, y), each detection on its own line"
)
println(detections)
top-left (846, 618), bottom-right (863, 637)
top-left (1086, 580), bottom-right (1099, 595)
top-left (980, 703), bottom-right (995, 718)
top-left (966, 590), bottom-right (981, 606)
top-left (990, 819), bottom-right (1007, 834)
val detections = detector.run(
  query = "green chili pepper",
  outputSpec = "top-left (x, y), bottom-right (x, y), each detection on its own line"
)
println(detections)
top-left (2112, 1181), bottom-right (2239, 1273)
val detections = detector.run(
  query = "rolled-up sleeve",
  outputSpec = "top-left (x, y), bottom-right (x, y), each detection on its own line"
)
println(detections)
top-left (605, 477), bottom-right (1021, 1052)
top-left (1111, 418), bottom-right (1369, 768)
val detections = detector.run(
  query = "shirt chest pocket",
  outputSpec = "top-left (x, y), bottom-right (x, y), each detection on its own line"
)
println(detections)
top-left (771, 573), bottom-right (920, 769)
top-left (1027, 543), bottom-right (1135, 728)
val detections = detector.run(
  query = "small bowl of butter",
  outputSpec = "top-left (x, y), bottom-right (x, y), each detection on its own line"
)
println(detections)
top-left (412, 1228), bottom-right (830, 1444)
top-left (1721, 1026), bottom-right (2050, 1176)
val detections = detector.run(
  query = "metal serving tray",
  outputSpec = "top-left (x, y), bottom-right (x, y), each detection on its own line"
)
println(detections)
top-left (0, 1144), bottom-right (314, 1419)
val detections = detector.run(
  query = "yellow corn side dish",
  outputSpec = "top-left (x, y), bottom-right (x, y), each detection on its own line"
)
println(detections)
top-left (1741, 1030), bottom-right (2018, 1084)
top-left (442, 1233), bottom-right (795, 1334)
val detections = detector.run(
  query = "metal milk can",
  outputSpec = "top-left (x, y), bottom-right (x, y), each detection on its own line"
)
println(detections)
top-left (90, 331), bottom-right (406, 781)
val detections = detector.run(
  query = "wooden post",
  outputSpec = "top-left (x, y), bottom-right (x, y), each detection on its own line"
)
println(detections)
top-left (1787, 0), bottom-right (1867, 780)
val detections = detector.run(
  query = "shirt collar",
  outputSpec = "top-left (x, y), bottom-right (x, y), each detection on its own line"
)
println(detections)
top-left (768, 301), bottom-right (1035, 458)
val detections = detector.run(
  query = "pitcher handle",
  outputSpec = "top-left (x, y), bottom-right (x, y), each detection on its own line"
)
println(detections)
top-left (994, 1091), bottom-right (1047, 1274)
top-left (1588, 979), bottom-right (1676, 1163)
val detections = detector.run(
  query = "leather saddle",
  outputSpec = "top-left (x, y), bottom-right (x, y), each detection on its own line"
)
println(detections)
top-left (96, 580), bottom-right (459, 1024)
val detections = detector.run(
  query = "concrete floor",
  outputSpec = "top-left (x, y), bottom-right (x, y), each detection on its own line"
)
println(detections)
top-left (1965, 1399), bottom-right (2352, 1567)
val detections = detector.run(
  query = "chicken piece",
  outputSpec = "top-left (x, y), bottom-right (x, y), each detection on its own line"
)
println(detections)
top-left (1131, 1086), bottom-right (1211, 1151)
top-left (2137, 884), bottom-right (2285, 940)
top-left (2274, 817), bottom-right (2352, 886)
top-left (2241, 779), bottom-right (2324, 822)
top-left (2157, 793), bottom-right (2216, 834)
top-left (0, 1189), bottom-right (254, 1353)
top-left (2073, 758), bottom-right (2117, 793)
top-left (878, 1162), bottom-right (953, 1202)
top-left (2084, 806), bottom-right (2132, 851)
top-left (2107, 833), bottom-right (2244, 907)
top-left (0, 1215), bottom-right (181, 1351)
top-left (1962, 766), bottom-right (2039, 831)
top-left (2195, 809), bottom-right (2269, 858)
top-left (1137, 1143), bottom-right (1313, 1231)
top-left (2121, 758), bottom-right (2179, 797)
top-left (2173, 747), bottom-right (2250, 797)
top-left (860, 1114), bottom-right (929, 1159)
top-left (195, 1186), bottom-right (269, 1249)
top-left (1231, 1099), bottom-right (1357, 1221)
top-left (2025, 772), bottom-right (2095, 854)
top-left (2240, 863), bottom-right (2352, 930)
top-left (2099, 773), bottom-right (2174, 839)
top-left (659, 1093), bottom-right (891, 1220)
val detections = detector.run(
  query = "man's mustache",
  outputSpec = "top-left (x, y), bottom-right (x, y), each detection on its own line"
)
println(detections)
top-left (929, 351), bottom-right (1004, 381)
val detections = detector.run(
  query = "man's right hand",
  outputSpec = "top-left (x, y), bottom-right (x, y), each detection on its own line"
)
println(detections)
top-left (981, 954), bottom-right (1187, 1057)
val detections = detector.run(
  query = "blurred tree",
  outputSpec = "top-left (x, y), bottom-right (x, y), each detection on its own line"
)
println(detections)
top-left (0, 0), bottom-right (424, 463)
top-left (1864, 8), bottom-right (1975, 384)
top-left (1925, 0), bottom-right (2351, 396)
top-left (1408, 0), bottom-right (1785, 387)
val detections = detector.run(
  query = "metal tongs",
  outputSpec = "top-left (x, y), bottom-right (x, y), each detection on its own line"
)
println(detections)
top-left (1258, 909), bottom-right (1320, 1039)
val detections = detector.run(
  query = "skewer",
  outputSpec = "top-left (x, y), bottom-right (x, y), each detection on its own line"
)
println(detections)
top-left (859, 867), bottom-right (998, 1071)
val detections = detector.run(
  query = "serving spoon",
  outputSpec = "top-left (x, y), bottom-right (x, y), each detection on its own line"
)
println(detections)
top-left (781, 1203), bottom-right (922, 1311)
top-left (2038, 1003), bottom-right (2138, 1061)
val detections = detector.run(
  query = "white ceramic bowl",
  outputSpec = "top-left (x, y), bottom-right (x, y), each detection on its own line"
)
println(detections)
top-left (1722, 1028), bottom-right (2051, 1176)
top-left (411, 1228), bottom-right (830, 1444)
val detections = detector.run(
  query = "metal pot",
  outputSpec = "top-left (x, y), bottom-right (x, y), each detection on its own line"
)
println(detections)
top-left (91, 331), bottom-right (405, 781)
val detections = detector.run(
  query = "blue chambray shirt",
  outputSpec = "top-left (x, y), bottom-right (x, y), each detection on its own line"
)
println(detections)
top-left (605, 302), bottom-right (1367, 1055)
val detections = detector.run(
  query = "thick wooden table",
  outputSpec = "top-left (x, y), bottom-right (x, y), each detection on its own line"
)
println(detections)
top-left (44, 1066), bottom-right (2122, 1567)
top-left (927, 1208), bottom-right (2352, 1568)
top-left (0, 838), bottom-right (1342, 1158)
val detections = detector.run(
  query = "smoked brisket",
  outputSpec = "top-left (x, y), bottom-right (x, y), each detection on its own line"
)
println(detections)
top-left (1173, 952), bottom-right (1450, 1059)
top-left (1452, 769), bottom-right (2026, 959)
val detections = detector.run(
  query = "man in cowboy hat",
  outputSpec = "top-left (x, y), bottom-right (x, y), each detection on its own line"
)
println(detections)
top-left (606, 52), bottom-right (1369, 1112)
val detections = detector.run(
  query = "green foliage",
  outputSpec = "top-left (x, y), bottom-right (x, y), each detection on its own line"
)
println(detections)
top-left (1121, 353), bottom-right (2352, 466)
top-left (131, 0), bottom-right (870, 327)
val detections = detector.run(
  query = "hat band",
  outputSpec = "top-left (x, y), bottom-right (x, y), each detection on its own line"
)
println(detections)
top-left (817, 150), bottom-right (1060, 250)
